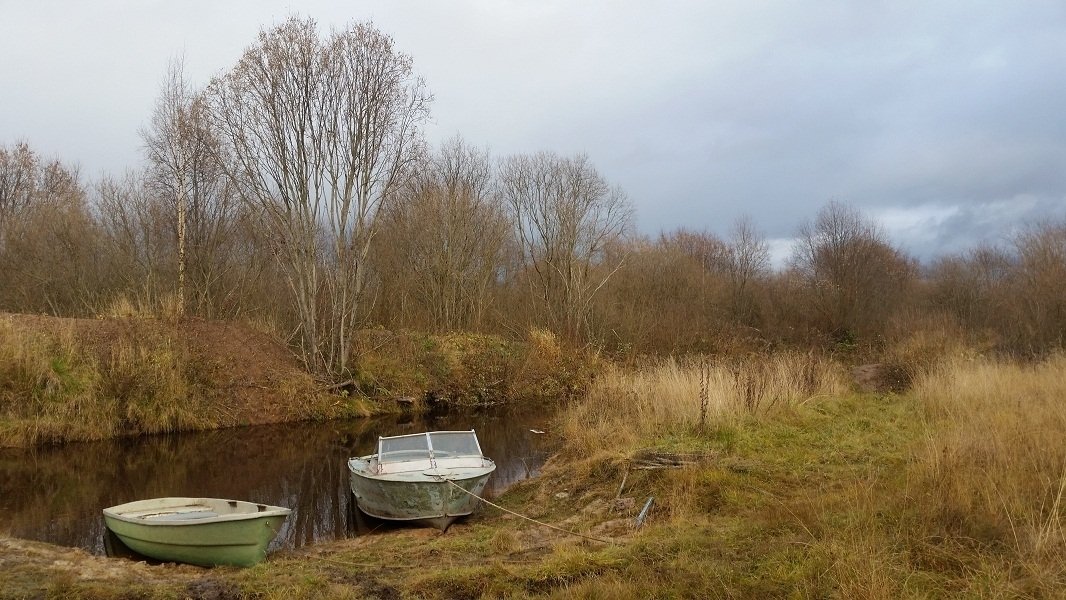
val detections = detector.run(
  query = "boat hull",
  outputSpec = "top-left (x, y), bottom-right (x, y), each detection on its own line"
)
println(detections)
top-left (348, 464), bottom-right (494, 530)
top-left (102, 498), bottom-right (290, 567)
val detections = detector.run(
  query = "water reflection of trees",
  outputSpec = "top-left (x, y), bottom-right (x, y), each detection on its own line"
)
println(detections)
top-left (0, 406), bottom-right (553, 553)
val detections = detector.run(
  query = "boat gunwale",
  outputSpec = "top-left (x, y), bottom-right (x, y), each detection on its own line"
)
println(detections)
top-left (103, 497), bottom-right (291, 527)
top-left (348, 456), bottom-right (496, 482)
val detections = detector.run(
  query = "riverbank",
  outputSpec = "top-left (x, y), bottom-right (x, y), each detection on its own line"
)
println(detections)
top-left (0, 387), bottom-right (916, 599)
top-left (0, 313), bottom-right (361, 447)
top-left (3, 353), bottom-right (1063, 598)
top-left (0, 313), bottom-right (594, 447)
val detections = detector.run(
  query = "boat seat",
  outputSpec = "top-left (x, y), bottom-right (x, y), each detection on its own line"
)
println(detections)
top-left (144, 511), bottom-right (219, 521)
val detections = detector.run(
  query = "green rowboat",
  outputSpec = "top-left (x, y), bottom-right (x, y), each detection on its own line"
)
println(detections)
top-left (102, 497), bottom-right (290, 567)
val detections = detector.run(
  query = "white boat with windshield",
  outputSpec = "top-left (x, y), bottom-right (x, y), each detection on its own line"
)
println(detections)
top-left (347, 430), bottom-right (496, 529)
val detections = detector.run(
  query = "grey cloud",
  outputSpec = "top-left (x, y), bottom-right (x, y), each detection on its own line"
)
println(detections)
top-left (2, 1), bottom-right (1065, 262)
top-left (884, 196), bottom-right (1066, 261)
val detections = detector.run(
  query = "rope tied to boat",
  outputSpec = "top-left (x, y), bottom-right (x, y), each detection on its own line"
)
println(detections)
top-left (441, 478), bottom-right (618, 545)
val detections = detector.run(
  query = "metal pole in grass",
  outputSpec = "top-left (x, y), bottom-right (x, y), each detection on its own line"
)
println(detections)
top-left (635, 497), bottom-right (654, 528)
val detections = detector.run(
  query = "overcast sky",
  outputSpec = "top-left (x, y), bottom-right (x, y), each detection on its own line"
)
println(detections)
top-left (2, 1), bottom-right (1064, 264)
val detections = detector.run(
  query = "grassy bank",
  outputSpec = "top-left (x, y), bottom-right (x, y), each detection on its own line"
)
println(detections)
top-left (5, 352), bottom-right (1066, 597)
top-left (0, 314), bottom-right (595, 447)
top-left (349, 327), bottom-right (595, 407)
top-left (0, 313), bottom-right (367, 447)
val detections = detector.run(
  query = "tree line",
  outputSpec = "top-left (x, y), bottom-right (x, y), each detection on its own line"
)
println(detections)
top-left (1, 16), bottom-right (1064, 379)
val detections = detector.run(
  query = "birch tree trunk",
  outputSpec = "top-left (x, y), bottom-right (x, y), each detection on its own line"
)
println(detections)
top-left (142, 59), bottom-right (193, 318)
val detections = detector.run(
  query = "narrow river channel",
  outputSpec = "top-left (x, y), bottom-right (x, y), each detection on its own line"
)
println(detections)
top-left (0, 406), bottom-right (554, 555)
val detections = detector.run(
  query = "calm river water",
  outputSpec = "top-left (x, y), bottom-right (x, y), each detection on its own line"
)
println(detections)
top-left (0, 406), bottom-right (554, 555)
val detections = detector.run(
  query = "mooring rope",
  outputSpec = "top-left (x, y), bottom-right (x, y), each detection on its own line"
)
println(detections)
top-left (443, 479), bottom-right (617, 545)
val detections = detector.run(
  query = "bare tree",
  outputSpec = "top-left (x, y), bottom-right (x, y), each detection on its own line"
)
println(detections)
top-left (1013, 221), bottom-right (1066, 351)
top-left (596, 234), bottom-right (721, 353)
top-left (142, 59), bottom-right (193, 316)
top-left (143, 59), bottom-right (244, 318)
top-left (95, 171), bottom-right (168, 300)
top-left (791, 201), bottom-right (915, 343)
top-left (376, 137), bottom-right (511, 331)
top-left (657, 227), bottom-right (731, 324)
top-left (0, 142), bottom-right (38, 242)
top-left (205, 17), bottom-right (430, 378)
top-left (725, 217), bottom-right (770, 324)
top-left (927, 244), bottom-right (1013, 334)
top-left (660, 228), bottom-right (729, 273)
top-left (0, 142), bottom-right (98, 314)
top-left (499, 152), bottom-right (632, 341)
top-left (633, 223), bottom-right (769, 344)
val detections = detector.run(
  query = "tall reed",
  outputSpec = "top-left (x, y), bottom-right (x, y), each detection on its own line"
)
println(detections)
top-left (911, 355), bottom-right (1066, 577)
top-left (559, 352), bottom-right (848, 456)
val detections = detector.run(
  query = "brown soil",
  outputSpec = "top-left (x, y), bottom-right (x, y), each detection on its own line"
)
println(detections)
top-left (851, 362), bottom-right (911, 393)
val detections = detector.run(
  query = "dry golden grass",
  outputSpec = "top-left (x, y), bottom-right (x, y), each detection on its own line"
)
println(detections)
top-left (99, 292), bottom-right (183, 323)
top-left (347, 327), bottom-right (596, 406)
top-left (526, 327), bottom-right (563, 364)
top-left (911, 354), bottom-right (1066, 588)
top-left (239, 312), bottom-right (288, 341)
top-left (559, 352), bottom-right (848, 457)
top-left (0, 318), bottom-right (107, 445)
top-left (102, 338), bottom-right (216, 435)
top-left (0, 318), bottom-right (215, 445)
